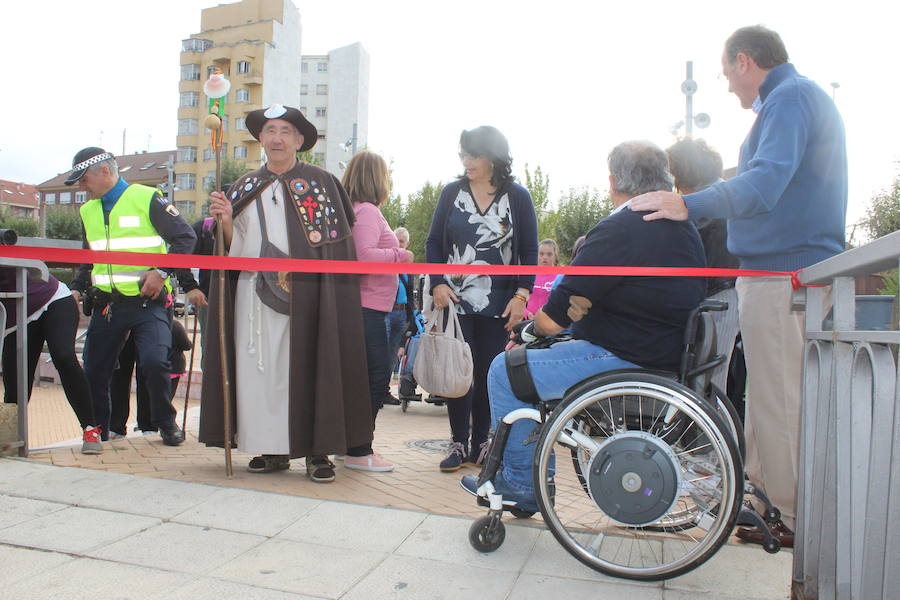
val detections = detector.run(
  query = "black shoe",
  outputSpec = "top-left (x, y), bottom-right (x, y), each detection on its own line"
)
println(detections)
top-left (159, 423), bottom-right (185, 446)
top-left (382, 393), bottom-right (401, 406)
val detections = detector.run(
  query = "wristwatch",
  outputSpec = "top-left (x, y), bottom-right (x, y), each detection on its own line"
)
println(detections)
top-left (154, 268), bottom-right (170, 280)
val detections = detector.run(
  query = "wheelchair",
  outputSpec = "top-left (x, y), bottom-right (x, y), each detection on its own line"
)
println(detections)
top-left (465, 300), bottom-right (783, 581)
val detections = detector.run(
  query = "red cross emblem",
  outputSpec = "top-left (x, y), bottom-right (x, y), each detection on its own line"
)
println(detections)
top-left (302, 196), bottom-right (318, 221)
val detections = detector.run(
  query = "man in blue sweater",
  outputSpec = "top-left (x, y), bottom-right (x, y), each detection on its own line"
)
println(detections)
top-left (630, 25), bottom-right (847, 545)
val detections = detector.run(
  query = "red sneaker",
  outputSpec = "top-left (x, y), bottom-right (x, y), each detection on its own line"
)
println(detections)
top-left (81, 426), bottom-right (103, 455)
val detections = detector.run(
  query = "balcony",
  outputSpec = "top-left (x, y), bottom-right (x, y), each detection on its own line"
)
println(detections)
top-left (242, 70), bottom-right (263, 86)
top-left (181, 38), bottom-right (212, 53)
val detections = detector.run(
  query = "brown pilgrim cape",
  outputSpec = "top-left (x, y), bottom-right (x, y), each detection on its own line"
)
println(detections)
top-left (198, 161), bottom-right (373, 458)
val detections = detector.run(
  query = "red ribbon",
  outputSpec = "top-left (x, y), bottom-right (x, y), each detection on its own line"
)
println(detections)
top-left (0, 244), bottom-right (805, 282)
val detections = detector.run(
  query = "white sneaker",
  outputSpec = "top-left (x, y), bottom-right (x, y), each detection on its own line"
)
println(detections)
top-left (344, 453), bottom-right (394, 472)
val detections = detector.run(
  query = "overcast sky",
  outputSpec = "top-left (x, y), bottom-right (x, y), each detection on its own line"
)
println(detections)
top-left (1, 0), bottom-right (897, 231)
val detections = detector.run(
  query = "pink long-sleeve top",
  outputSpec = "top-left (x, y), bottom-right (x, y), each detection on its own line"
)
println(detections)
top-left (352, 201), bottom-right (412, 312)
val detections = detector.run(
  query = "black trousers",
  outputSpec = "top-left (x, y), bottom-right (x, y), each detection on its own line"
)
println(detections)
top-left (109, 334), bottom-right (153, 434)
top-left (2, 295), bottom-right (95, 428)
top-left (446, 314), bottom-right (507, 452)
top-left (82, 299), bottom-right (175, 440)
top-left (347, 307), bottom-right (390, 457)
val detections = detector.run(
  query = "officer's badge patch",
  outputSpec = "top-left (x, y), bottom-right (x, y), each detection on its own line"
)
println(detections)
top-left (165, 204), bottom-right (180, 217)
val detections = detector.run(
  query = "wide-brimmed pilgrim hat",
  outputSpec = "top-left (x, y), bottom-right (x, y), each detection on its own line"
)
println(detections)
top-left (64, 147), bottom-right (115, 186)
top-left (245, 104), bottom-right (317, 151)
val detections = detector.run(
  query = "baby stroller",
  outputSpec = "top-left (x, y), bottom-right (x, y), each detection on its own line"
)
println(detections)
top-left (465, 301), bottom-right (782, 581)
top-left (398, 310), bottom-right (447, 412)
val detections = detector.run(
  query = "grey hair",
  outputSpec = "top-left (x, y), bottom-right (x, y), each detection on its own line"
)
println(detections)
top-left (88, 158), bottom-right (119, 179)
top-left (393, 226), bottom-right (409, 241)
top-left (607, 140), bottom-right (673, 197)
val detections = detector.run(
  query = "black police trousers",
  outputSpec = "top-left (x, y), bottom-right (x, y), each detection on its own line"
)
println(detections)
top-left (82, 298), bottom-right (176, 440)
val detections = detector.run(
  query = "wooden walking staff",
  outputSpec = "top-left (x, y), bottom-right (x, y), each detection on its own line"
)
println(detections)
top-left (204, 68), bottom-right (234, 477)
top-left (180, 313), bottom-right (199, 434)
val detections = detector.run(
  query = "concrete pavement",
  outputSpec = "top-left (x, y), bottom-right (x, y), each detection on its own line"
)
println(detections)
top-left (0, 457), bottom-right (792, 599)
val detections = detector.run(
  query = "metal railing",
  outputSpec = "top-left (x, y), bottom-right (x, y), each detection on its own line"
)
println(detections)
top-left (0, 257), bottom-right (49, 457)
top-left (794, 230), bottom-right (899, 600)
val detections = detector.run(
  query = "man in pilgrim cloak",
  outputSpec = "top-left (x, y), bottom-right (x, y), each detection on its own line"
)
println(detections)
top-left (199, 104), bottom-right (373, 482)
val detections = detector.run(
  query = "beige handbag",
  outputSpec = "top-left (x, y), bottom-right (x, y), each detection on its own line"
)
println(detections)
top-left (414, 305), bottom-right (473, 398)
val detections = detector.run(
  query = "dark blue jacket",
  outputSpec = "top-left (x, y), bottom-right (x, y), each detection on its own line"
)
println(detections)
top-left (543, 206), bottom-right (706, 370)
top-left (684, 63), bottom-right (847, 271)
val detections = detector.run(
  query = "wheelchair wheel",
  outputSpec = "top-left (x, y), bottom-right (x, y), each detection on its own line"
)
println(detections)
top-left (469, 515), bottom-right (505, 553)
top-left (709, 383), bottom-right (745, 461)
top-left (533, 372), bottom-right (742, 581)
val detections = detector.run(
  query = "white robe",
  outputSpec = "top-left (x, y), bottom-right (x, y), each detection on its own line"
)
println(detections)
top-left (230, 182), bottom-right (291, 455)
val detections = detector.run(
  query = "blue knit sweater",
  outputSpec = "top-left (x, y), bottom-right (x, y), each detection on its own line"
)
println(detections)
top-left (684, 63), bottom-right (847, 271)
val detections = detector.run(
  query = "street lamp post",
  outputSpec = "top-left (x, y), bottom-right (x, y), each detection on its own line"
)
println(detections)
top-left (830, 82), bottom-right (840, 101)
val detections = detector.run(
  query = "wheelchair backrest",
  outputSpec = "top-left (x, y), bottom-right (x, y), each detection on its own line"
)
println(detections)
top-left (678, 300), bottom-right (727, 394)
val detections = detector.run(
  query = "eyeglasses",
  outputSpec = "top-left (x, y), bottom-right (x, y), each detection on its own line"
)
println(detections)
top-left (458, 152), bottom-right (479, 162)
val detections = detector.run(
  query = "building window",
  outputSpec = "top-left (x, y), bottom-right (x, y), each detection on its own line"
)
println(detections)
top-left (179, 91), bottom-right (199, 107)
top-left (301, 62), bottom-right (308, 73)
top-left (300, 106), bottom-right (307, 114)
top-left (235, 117), bottom-right (247, 130)
top-left (177, 146), bottom-right (197, 162)
top-left (202, 145), bottom-right (227, 161)
top-left (315, 107), bottom-right (327, 117)
top-left (234, 146), bottom-right (248, 159)
top-left (59, 192), bottom-right (72, 204)
top-left (300, 84), bottom-right (308, 96)
top-left (203, 171), bottom-right (216, 190)
top-left (235, 88), bottom-right (249, 102)
top-left (44, 193), bottom-right (56, 205)
top-left (317, 62), bottom-right (328, 72)
top-left (314, 152), bottom-right (325, 164)
top-left (75, 191), bottom-right (87, 203)
top-left (180, 64), bottom-right (200, 81)
top-left (176, 173), bottom-right (196, 190)
top-left (175, 200), bottom-right (193, 215)
top-left (178, 118), bottom-right (198, 135)
top-left (316, 84), bottom-right (328, 95)
top-left (182, 38), bottom-right (211, 52)
top-left (237, 60), bottom-right (250, 74)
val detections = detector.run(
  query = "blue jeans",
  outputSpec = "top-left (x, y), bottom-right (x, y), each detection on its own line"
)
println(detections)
top-left (385, 307), bottom-right (407, 375)
top-left (488, 339), bottom-right (639, 496)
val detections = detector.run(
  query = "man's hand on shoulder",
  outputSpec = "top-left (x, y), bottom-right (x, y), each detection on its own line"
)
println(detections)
top-left (628, 191), bottom-right (688, 222)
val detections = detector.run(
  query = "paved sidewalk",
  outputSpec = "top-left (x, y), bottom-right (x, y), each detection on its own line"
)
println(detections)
top-left (0, 458), bottom-right (792, 599)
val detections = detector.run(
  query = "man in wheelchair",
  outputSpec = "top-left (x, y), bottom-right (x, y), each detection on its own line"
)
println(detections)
top-left (461, 139), bottom-right (706, 514)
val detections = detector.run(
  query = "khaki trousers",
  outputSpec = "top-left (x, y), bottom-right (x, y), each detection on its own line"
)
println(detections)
top-left (737, 276), bottom-right (806, 529)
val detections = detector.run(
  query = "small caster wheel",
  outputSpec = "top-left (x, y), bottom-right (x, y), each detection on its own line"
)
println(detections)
top-left (509, 508), bottom-right (535, 519)
top-left (765, 507), bottom-right (781, 524)
top-left (401, 399), bottom-right (408, 413)
top-left (763, 537), bottom-right (781, 554)
top-left (469, 515), bottom-right (505, 553)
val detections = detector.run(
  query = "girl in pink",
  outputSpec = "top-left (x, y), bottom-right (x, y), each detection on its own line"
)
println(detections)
top-left (343, 151), bottom-right (413, 472)
top-left (525, 239), bottom-right (559, 317)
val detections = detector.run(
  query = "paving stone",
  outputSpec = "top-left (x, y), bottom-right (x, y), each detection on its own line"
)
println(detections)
top-left (0, 556), bottom-right (191, 599)
top-left (394, 514), bottom-right (540, 573)
top-left (78, 477), bottom-right (220, 519)
top-left (0, 505), bottom-right (159, 553)
top-left (342, 554), bottom-right (517, 600)
top-left (522, 529), bottom-right (664, 586)
top-left (172, 487), bottom-right (320, 536)
top-left (209, 538), bottom-right (386, 597)
top-left (0, 494), bottom-right (67, 529)
top-left (0, 461), bottom-right (133, 505)
top-left (510, 573), bottom-right (663, 599)
top-left (662, 542), bottom-right (793, 599)
top-left (88, 522), bottom-right (265, 574)
top-left (277, 501), bottom-right (426, 552)
top-left (0, 544), bottom-right (73, 587)
top-left (165, 577), bottom-right (321, 599)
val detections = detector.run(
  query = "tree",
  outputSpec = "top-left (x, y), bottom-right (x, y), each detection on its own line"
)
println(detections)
top-left (44, 207), bottom-right (83, 240)
top-left (297, 150), bottom-right (322, 167)
top-left (380, 193), bottom-right (404, 230)
top-left (857, 176), bottom-right (899, 242)
top-left (404, 181), bottom-right (443, 263)
top-left (0, 211), bottom-right (39, 237)
top-left (855, 175), bottom-right (900, 295)
top-left (553, 187), bottom-right (613, 264)
top-left (524, 163), bottom-right (558, 243)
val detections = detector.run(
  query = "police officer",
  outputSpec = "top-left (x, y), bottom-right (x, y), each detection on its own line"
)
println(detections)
top-left (66, 147), bottom-right (207, 446)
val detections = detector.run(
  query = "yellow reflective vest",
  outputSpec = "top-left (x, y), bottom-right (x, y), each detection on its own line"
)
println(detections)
top-left (79, 183), bottom-right (172, 296)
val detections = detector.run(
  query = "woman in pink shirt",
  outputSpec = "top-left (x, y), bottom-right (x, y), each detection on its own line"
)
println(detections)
top-left (525, 239), bottom-right (559, 317)
top-left (342, 151), bottom-right (413, 472)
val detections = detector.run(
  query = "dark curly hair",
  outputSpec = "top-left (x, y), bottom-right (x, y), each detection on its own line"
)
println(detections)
top-left (458, 126), bottom-right (514, 189)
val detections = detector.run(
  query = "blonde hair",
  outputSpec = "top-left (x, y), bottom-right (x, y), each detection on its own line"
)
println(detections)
top-left (341, 150), bottom-right (390, 206)
top-left (539, 239), bottom-right (559, 264)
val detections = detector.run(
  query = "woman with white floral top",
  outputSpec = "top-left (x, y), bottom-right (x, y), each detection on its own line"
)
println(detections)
top-left (426, 126), bottom-right (538, 472)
